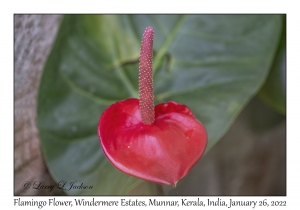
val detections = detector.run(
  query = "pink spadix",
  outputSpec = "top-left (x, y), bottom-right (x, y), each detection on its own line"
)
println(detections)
top-left (98, 27), bottom-right (207, 185)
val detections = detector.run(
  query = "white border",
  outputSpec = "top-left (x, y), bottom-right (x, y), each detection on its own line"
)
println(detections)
top-left (3, 0), bottom-right (300, 208)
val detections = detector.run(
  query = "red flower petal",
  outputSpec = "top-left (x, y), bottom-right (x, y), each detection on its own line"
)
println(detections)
top-left (98, 98), bottom-right (207, 185)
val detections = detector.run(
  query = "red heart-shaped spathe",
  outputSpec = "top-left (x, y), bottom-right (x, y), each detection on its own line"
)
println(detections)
top-left (98, 98), bottom-right (207, 185)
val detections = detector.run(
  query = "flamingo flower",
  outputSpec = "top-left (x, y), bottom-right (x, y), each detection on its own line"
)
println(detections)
top-left (98, 27), bottom-right (207, 186)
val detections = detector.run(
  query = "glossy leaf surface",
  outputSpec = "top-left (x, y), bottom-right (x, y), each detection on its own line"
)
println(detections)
top-left (99, 98), bottom-right (207, 185)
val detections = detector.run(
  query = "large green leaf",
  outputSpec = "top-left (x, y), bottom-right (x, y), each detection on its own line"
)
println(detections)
top-left (37, 15), bottom-right (281, 195)
top-left (259, 15), bottom-right (286, 115)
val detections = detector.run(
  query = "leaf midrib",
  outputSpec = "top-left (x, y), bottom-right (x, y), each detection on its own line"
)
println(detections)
top-left (62, 15), bottom-right (190, 104)
top-left (153, 15), bottom-right (189, 74)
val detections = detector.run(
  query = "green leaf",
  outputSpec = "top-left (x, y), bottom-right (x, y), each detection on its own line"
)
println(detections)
top-left (259, 15), bottom-right (286, 115)
top-left (37, 15), bottom-right (282, 195)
